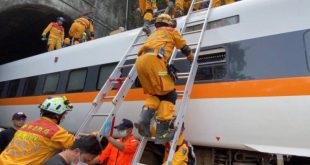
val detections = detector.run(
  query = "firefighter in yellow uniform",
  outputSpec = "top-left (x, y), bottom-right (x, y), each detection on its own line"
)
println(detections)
top-left (69, 17), bottom-right (94, 45)
top-left (137, 0), bottom-right (157, 23)
top-left (213, 0), bottom-right (235, 7)
top-left (162, 133), bottom-right (189, 165)
top-left (134, 14), bottom-right (193, 144)
top-left (42, 17), bottom-right (65, 52)
top-left (165, 0), bottom-right (201, 17)
top-left (0, 96), bottom-right (75, 165)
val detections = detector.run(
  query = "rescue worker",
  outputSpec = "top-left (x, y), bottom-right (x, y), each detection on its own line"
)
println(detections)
top-left (96, 118), bottom-right (140, 165)
top-left (162, 125), bottom-right (191, 165)
top-left (213, 0), bottom-right (235, 7)
top-left (0, 112), bottom-right (27, 154)
top-left (69, 17), bottom-right (94, 45)
top-left (42, 17), bottom-right (65, 52)
top-left (0, 96), bottom-right (75, 165)
top-left (137, 0), bottom-right (158, 35)
top-left (44, 135), bottom-right (102, 165)
top-left (164, 0), bottom-right (202, 18)
top-left (134, 14), bottom-right (193, 144)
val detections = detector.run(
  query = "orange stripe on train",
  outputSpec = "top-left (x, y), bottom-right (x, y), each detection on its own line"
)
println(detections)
top-left (1, 76), bottom-right (310, 106)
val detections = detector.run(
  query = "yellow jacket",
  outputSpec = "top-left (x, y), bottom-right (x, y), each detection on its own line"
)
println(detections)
top-left (76, 17), bottom-right (94, 33)
top-left (138, 27), bottom-right (186, 63)
top-left (0, 117), bottom-right (75, 165)
top-left (162, 133), bottom-right (188, 165)
top-left (42, 22), bottom-right (65, 40)
top-left (213, 0), bottom-right (235, 7)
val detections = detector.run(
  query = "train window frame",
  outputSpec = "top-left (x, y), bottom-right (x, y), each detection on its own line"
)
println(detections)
top-left (96, 64), bottom-right (116, 90)
top-left (43, 73), bottom-right (60, 94)
top-left (185, 15), bottom-right (240, 32)
top-left (66, 68), bottom-right (88, 93)
top-left (23, 76), bottom-right (39, 96)
top-left (195, 48), bottom-right (228, 82)
top-left (7, 79), bottom-right (20, 98)
top-left (304, 30), bottom-right (310, 71)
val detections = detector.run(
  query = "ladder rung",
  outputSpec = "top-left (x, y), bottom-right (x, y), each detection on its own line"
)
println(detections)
top-left (118, 64), bottom-right (134, 68)
top-left (189, 7), bottom-right (209, 15)
top-left (177, 72), bottom-right (189, 76)
top-left (176, 91), bottom-right (184, 96)
top-left (126, 53), bottom-right (138, 57)
top-left (193, 0), bottom-right (209, 5)
top-left (92, 113), bottom-right (109, 117)
top-left (173, 57), bottom-right (187, 61)
top-left (78, 132), bottom-right (91, 136)
top-left (178, 76), bottom-right (189, 79)
top-left (104, 96), bottom-right (115, 99)
top-left (187, 19), bottom-right (204, 25)
top-left (187, 43), bottom-right (198, 47)
top-left (183, 29), bottom-right (202, 36)
top-left (132, 42), bottom-right (144, 47)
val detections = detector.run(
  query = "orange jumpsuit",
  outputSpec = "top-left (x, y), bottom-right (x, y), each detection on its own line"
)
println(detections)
top-left (99, 135), bottom-right (139, 165)
top-left (0, 117), bottom-right (75, 165)
top-left (69, 17), bottom-right (94, 44)
top-left (213, 0), bottom-right (235, 7)
top-left (162, 133), bottom-right (188, 165)
top-left (42, 22), bottom-right (64, 51)
top-left (135, 27), bottom-right (187, 121)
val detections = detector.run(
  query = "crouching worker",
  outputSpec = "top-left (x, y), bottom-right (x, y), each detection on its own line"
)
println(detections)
top-left (44, 135), bottom-right (102, 165)
top-left (93, 118), bottom-right (140, 165)
top-left (0, 96), bottom-right (75, 165)
top-left (134, 13), bottom-right (193, 144)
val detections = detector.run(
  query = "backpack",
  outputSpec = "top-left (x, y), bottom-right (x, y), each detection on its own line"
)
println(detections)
top-left (176, 140), bottom-right (196, 165)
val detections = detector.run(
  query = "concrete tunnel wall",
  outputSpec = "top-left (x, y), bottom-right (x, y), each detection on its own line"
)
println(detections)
top-left (0, 0), bottom-right (135, 64)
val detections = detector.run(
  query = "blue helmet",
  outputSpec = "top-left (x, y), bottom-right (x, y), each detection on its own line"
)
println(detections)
top-left (57, 17), bottom-right (65, 22)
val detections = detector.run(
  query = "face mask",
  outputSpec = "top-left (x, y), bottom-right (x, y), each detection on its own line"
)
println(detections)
top-left (71, 154), bottom-right (87, 165)
top-left (118, 130), bottom-right (127, 137)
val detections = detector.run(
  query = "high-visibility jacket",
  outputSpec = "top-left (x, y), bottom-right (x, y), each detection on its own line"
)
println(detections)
top-left (99, 135), bottom-right (139, 165)
top-left (162, 133), bottom-right (188, 165)
top-left (42, 22), bottom-right (64, 40)
top-left (69, 17), bottom-right (94, 39)
top-left (0, 117), bottom-right (75, 165)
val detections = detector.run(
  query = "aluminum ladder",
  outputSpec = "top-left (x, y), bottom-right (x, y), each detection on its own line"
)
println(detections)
top-left (75, 27), bottom-right (150, 140)
top-left (132, 0), bottom-right (214, 164)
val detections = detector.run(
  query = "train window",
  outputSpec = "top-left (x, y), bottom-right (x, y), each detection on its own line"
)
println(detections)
top-left (23, 76), bottom-right (38, 96)
top-left (185, 15), bottom-right (239, 32)
top-left (7, 79), bottom-right (20, 97)
top-left (67, 68), bottom-right (87, 92)
top-left (0, 82), bottom-right (5, 98)
top-left (97, 64), bottom-right (116, 90)
top-left (43, 73), bottom-right (60, 94)
top-left (195, 48), bottom-right (227, 81)
top-left (305, 31), bottom-right (310, 70)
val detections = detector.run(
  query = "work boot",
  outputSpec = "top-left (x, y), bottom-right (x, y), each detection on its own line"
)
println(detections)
top-left (134, 109), bottom-right (155, 137)
top-left (155, 120), bottom-right (175, 144)
top-left (142, 21), bottom-right (152, 36)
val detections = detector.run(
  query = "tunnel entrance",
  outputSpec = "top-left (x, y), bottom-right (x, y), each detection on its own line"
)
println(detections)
top-left (0, 4), bottom-right (73, 65)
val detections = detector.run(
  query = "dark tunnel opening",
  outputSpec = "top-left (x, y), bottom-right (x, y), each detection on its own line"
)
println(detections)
top-left (0, 5), bottom-right (73, 65)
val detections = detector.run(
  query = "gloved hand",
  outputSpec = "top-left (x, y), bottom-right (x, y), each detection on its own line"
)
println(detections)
top-left (187, 52), bottom-right (194, 62)
top-left (41, 34), bottom-right (47, 41)
top-left (168, 1), bottom-right (175, 8)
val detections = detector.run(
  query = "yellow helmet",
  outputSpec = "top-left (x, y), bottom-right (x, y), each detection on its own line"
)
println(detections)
top-left (64, 38), bottom-right (71, 45)
top-left (155, 14), bottom-right (172, 26)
